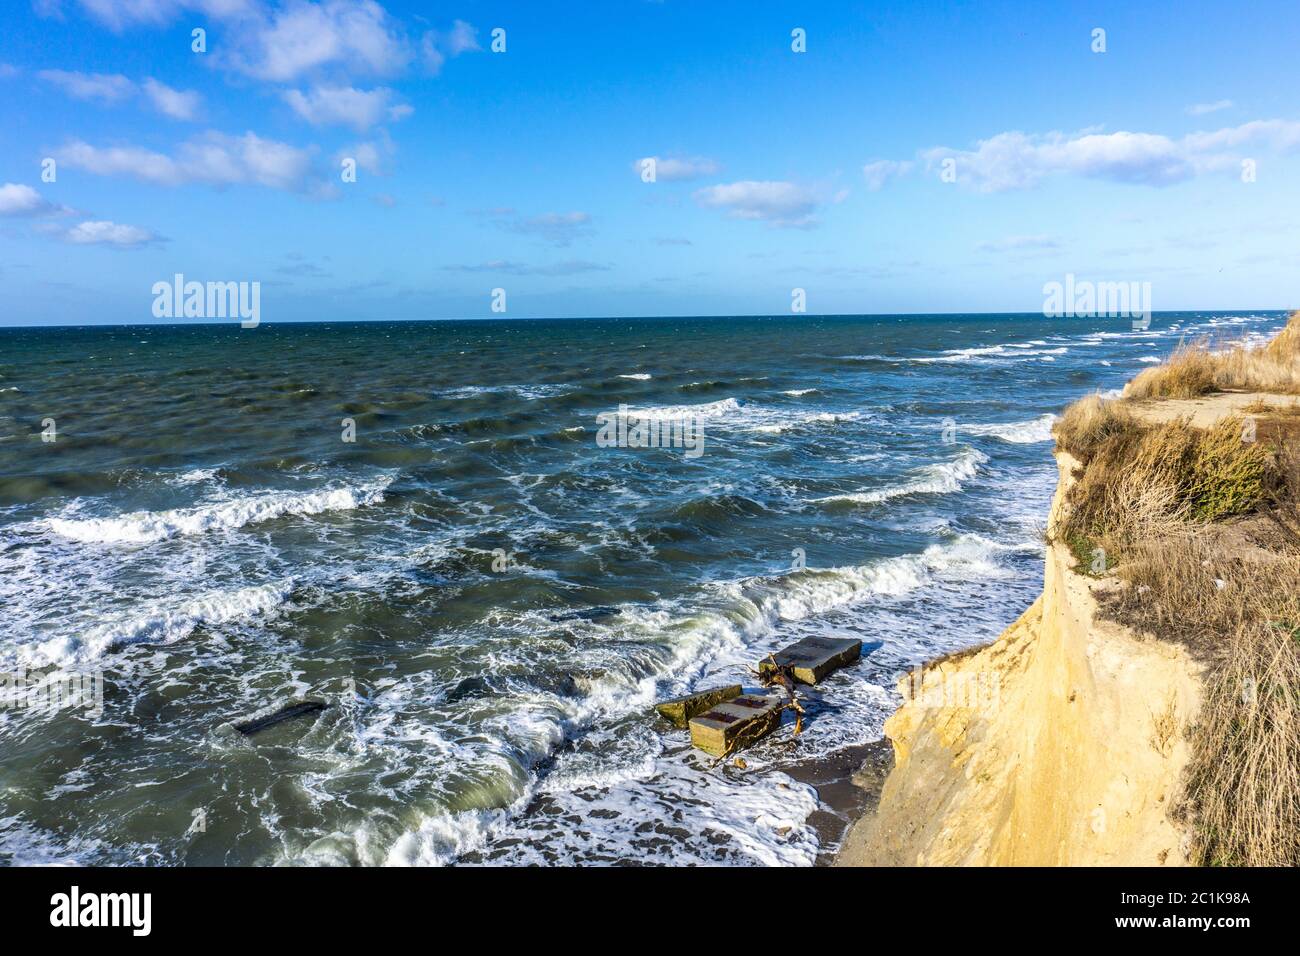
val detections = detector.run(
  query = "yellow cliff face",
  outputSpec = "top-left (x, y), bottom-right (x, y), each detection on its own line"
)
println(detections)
top-left (837, 452), bottom-right (1204, 866)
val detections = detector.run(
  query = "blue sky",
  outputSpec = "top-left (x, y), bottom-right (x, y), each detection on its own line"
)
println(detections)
top-left (1, 0), bottom-right (1298, 325)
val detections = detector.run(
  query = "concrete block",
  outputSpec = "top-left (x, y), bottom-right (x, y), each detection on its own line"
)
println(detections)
top-left (689, 693), bottom-right (784, 757)
top-left (655, 684), bottom-right (743, 728)
top-left (758, 636), bottom-right (862, 685)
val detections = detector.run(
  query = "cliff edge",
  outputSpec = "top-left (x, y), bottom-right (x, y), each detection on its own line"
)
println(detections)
top-left (836, 451), bottom-right (1204, 866)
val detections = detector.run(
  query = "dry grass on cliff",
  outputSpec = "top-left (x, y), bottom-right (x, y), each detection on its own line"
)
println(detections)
top-left (1052, 393), bottom-right (1140, 463)
top-left (1098, 526), bottom-right (1300, 866)
top-left (1054, 320), bottom-right (1300, 865)
top-left (1184, 617), bottom-right (1300, 866)
top-left (1126, 310), bottom-right (1300, 400)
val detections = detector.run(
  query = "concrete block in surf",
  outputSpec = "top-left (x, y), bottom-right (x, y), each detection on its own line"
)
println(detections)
top-left (655, 685), bottom-right (743, 728)
top-left (688, 694), bottom-right (784, 757)
top-left (759, 636), bottom-right (862, 685)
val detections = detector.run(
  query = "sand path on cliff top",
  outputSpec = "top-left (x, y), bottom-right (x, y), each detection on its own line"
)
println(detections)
top-left (1127, 390), bottom-right (1300, 427)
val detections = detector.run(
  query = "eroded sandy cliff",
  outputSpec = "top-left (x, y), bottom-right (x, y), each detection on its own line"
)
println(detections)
top-left (837, 452), bottom-right (1204, 866)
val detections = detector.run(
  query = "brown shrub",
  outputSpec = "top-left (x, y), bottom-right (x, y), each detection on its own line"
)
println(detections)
top-left (1059, 314), bottom-right (1300, 865)
top-left (1061, 416), bottom-right (1277, 556)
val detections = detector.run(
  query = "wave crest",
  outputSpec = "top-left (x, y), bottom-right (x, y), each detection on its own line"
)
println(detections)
top-left (45, 480), bottom-right (391, 545)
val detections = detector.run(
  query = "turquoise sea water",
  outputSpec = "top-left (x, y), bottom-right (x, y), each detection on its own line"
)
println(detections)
top-left (0, 311), bottom-right (1286, 865)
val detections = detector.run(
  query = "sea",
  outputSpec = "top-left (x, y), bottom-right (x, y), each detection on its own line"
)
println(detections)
top-left (0, 310), bottom-right (1286, 866)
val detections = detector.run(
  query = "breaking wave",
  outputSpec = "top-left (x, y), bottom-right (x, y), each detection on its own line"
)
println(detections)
top-left (962, 414), bottom-right (1057, 444)
top-left (816, 448), bottom-right (987, 505)
top-left (44, 480), bottom-right (392, 545)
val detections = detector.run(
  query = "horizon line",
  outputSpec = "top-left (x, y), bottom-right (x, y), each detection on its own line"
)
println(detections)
top-left (1, 307), bottom-right (1293, 332)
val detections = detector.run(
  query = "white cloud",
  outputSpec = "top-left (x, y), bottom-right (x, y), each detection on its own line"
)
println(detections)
top-left (39, 70), bottom-right (201, 120)
top-left (334, 131), bottom-right (394, 175)
top-left (282, 84), bottom-right (406, 131)
top-left (49, 5), bottom-right (480, 92)
top-left (61, 1), bottom-right (411, 82)
top-left (1181, 119), bottom-right (1300, 153)
top-left (57, 131), bottom-right (315, 190)
top-left (632, 155), bottom-right (722, 182)
top-left (226, 0), bottom-right (411, 81)
top-left (0, 63), bottom-right (19, 78)
top-left (1187, 99), bottom-right (1233, 116)
top-left (62, 1), bottom-right (258, 31)
top-left (861, 159), bottom-right (912, 190)
top-left (38, 69), bottom-right (135, 102)
top-left (920, 130), bottom-right (1189, 190)
top-left (143, 78), bottom-right (201, 120)
top-left (471, 208), bottom-right (594, 246)
top-left (0, 183), bottom-right (54, 216)
top-left (912, 120), bottom-right (1300, 192)
top-left (57, 219), bottom-right (160, 246)
top-left (442, 19), bottom-right (480, 55)
top-left (421, 19), bottom-right (480, 73)
top-left (692, 180), bottom-right (819, 228)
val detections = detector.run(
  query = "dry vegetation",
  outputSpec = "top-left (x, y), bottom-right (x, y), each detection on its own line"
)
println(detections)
top-left (1126, 315), bottom-right (1300, 400)
top-left (1052, 310), bottom-right (1300, 866)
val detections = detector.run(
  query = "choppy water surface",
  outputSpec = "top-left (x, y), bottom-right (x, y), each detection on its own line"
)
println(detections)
top-left (0, 312), bottom-right (1285, 865)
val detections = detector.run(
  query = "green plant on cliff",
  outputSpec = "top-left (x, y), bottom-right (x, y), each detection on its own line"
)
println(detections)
top-left (1185, 418), bottom-right (1274, 520)
top-left (1057, 411), bottom-right (1276, 560)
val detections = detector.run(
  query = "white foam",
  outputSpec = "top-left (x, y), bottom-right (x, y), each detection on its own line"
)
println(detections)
top-left (751, 410), bottom-right (862, 435)
top-left (28, 581), bottom-right (293, 666)
top-left (0, 815), bottom-right (102, 866)
top-left (781, 388), bottom-right (819, 396)
top-left (44, 480), bottom-right (391, 545)
top-left (816, 448), bottom-right (987, 505)
top-left (618, 397), bottom-right (741, 421)
top-left (374, 531), bottom-right (1018, 867)
top-left (912, 345), bottom-right (1008, 363)
top-left (167, 468), bottom-right (220, 486)
top-left (446, 384), bottom-right (570, 400)
top-left (963, 414), bottom-right (1057, 444)
top-left (618, 373), bottom-right (652, 380)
